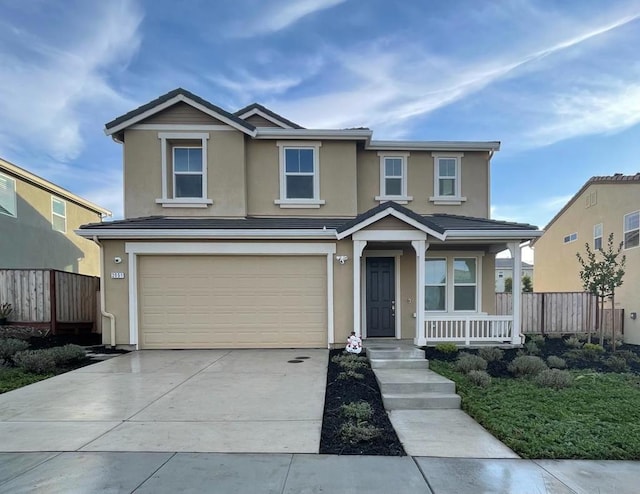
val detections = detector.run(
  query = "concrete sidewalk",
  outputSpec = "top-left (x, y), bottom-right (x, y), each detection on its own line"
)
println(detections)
top-left (1, 452), bottom-right (639, 493)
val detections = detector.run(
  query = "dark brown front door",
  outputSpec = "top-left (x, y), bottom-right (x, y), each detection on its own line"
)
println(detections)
top-left (366, 257), bottom-right (395, 337)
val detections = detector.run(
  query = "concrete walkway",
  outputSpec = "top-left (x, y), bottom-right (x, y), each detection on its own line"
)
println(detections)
top-left (1, 452), bottom-right (639, 493)
top-left (0, 350), bottom-right (327, 453)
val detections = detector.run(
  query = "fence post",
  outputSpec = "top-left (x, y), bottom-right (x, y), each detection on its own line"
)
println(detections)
top-left (49, 270), bottom-right (57, 335)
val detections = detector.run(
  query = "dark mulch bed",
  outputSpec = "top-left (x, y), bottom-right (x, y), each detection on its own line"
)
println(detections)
top-left (424, 336), bottom-right (640, 377)
top-left (28, 333), bottom-right (102, 349)
top-left (320, 349), bottom-right (405, 456)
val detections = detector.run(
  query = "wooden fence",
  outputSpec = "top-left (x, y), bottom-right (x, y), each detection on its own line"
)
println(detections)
top-left (0, 269), bottom-right (99, 334)
top-left (496, 292), bottom-right (624, 335)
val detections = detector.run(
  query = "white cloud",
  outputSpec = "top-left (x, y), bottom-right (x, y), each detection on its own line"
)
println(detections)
top-left (231, 0), bottom-right (346, 37)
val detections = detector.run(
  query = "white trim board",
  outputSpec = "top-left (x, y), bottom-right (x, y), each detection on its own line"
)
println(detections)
top-left (337, 207), bottom-right (445, 240)
top-left (77, 229), bottom-right (337, 239)
top-left (236, 108), bottom-right (294, 129)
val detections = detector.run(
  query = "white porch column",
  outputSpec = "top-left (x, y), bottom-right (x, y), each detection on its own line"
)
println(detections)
top-left (508, 242), bottom-right (523, 344)
top-left (353, 240), bottom-right (367, 337)
top-left (412, 240), bottom-right (428, 346)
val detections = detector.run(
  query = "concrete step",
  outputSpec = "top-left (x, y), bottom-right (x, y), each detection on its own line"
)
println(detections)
top-left (383, 392), bottom-right (461, 410)
top-left (374, 369), bottom-right (456, 395)
top-left (366, 348), bottom-right (425, 360)
top-left (369, 359), bottom-right (430, 369)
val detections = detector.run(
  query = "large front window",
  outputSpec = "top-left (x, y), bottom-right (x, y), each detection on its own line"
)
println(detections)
top-left (426, 256), bottom-right (479, 312)
top-left (173, 147), bottom-right (203, 198)
top-left (624, 211), bottom-right (639, 249)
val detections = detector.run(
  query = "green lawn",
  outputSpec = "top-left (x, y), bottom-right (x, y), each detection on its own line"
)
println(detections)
top-left (0, 368), bottom-right (52, 394)
top-left (430, 360), bottom-right (640, 459)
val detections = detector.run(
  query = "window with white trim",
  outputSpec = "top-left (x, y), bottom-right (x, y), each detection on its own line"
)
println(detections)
top-left (375, 152), bottom-right (412, 203)
top-left (563, 232), bottom-right (577, 244)
top-left (275, 141), bottom-right (324, 208)
top-left (0, 173), bottom-right (17, 217)
top-left (453, 258), bottom-right (477, 311)
top-left (51, 196), bottom-right (66, 233)
top-left (593, 223), bottom-right (603, 250)
top-left (430, 153), bottom-right (466, 204)
top-left (155, 132), bottom-right (211, 207)
top-left (425, 258), bottom-right (447, 311)
top-left (624, 211), bottom-right (639, 249)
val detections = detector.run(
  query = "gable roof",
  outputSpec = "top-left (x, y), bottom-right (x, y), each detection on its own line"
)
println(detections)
top-left (234, 103), bottom-right (304, 129)
top-left (104, 88), bottom-right (257, 137)
top-left (0, 157), bottom-right (111, 216)
top-left (535, 172), bottom-right (640, 243)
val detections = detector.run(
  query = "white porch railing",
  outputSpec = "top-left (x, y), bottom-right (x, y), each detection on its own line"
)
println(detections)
top-left (425, 315), bottom-right (514, 346)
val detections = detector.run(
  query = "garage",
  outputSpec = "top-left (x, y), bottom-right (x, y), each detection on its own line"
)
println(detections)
top-left (137, 255), bottom-right (327, 349)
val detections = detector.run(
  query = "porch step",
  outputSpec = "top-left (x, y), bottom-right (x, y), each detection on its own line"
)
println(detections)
top-left (383, 392), bottom-right (462, 410)
top-left (375, 369), bottom-right (455, 394)
top-left (370, 359), bottom-right (429, 369)
top-left (366, 348), bottom-right (425, 360)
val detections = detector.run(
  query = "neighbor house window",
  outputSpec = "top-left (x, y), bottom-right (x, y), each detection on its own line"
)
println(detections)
top-left (275, 141), bottom-right (324, 208)
top-left (430, 153), bottom-right (466, 204)
top-left (155, 132), bottom-right (211, 207)
top-left (454, 258), bottom-right (477, 311)
top-left (0, 173), bottom-right (17, 217)
top-left (563, 232), bottom-right (577, 244)
top-left (173, 147), bottom-right (203, 198)
top-left (425, 258), bottom-right (447, 311)
top-left (624, 211), bottom-right (639, 249)
top-left (51, 196), bottom-right (66, 233)
top-left (593, 223), bottom-right (603, 250)
top-left (375, 152), bottom-right (412, 203)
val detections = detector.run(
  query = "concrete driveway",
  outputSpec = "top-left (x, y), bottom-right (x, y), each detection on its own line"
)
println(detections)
top-left (0, 349), bottom-right (328, 453)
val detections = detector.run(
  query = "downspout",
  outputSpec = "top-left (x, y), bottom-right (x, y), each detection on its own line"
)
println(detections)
top-left (93, 235), bottom-right (116, 348)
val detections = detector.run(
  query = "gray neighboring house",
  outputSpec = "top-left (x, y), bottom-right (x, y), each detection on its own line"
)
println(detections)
top-left (495, 258), bottom-right (534, 292)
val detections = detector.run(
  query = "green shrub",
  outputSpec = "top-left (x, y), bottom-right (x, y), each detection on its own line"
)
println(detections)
top-left (527, 334), bottom-right (545, 346)
top-left (339, 423), bottom-right (382, 444)
top-left (435, 343), bottom-right (458, 354)
top-left (340, 401), bottom-right (373, 422)
top-left (13, 350), bottom-right (56, 374)
top-left (524, 341), bottom-right (541, 355)
top-left (332, 354), bottom-right (368, 371)
top-left (534, 369), bottom-right (573, 390)
top-left (467, 370), bottom-right (491, 388)
top-left (478, 347), bottom-right (504, 362)
top-left (582, 343), bottom-right (605, 360)
top-left (615, 350), bottom-right (640, 364)
top-left (0, 338), bottom-right (29, 364)
top-left (547, 355), bottom-right (567, 369)
top-left (337, 370), bottom-right (364, 380)
top-left (605, 356), bottom-right (629, 373)
top-left (454, 354), bottom-right (487, 374)
top-left (508, 355), bottom-right (548, 377)
top-left (46, 345), bottom-right (86, 366)
top-left (564, 336), bottom-right (583, 348)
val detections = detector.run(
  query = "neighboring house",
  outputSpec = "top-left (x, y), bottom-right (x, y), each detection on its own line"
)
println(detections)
top-left (0, 158), bottom-right (111, 275)
top-left (533, 173), bottom-right (640, 344)
top-left (78, 88), bottom-right (541, 350)
top-left (495, 258), bottom-right (534, 292)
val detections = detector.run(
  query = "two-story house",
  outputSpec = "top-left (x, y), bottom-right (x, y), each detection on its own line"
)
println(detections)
top-left (1, 157), bottom-right (110, 275)
top-left (78, 88), bottom-right (541, 350)
top-left (534, 174), bottom-right (640, 345)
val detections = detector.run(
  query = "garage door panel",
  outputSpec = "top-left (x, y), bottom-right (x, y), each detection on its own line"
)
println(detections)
top-left (138, 255), bottom-right (327, 349)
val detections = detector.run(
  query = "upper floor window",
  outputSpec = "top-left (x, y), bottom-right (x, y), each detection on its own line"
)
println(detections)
top-left (430, 153), bottom-right (466, 204)
top-left (593, 223), bottom-right (603, 250)
top-left (624, 211), bottom-right (639, 249)
top-left (155, 132), bottom-right (211, 208)
top-left (275, 141), bottom-right (324, 208)
top-left (375, 152), bottom-right (412, 204)
top-left (563, 232), bottom-right (577, 244)
top-left (51, 196), bottom-right (66, 233)
top-left (0, 173), bottom-right (17, 217)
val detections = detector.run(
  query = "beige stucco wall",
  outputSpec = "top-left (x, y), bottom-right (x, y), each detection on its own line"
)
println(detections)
top-left (123, 129), bottom-right (247, 218)
top-left (0, 174), bottom-right (102, 275)
top-left (534, 182), bottom-right (640, 344)
top-left (356, 149), bottom-right (490, 217)
top-left (246, 140), bottom-right (358, 217)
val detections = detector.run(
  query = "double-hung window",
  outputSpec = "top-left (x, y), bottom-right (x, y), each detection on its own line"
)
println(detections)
top-left (275, 141), bottom-right (324, 208)
top-left (425, 258), bottom-right (447, 311)
top-left (593, 223), bottom-right (603, 250)
top-left (425, 255), bottom-right (480, 312)
top-left (156, 132), bottom-right (211, 208)
top-left (624, 211), bottom-right (639, 249)
top-left (51, 196), bottom-right (66, 233)
top-left (0, 173), bottom-right (16, 217)
top-left (375, 152), bottom-right (412, 203)
top-left (453, 258), bottom-right (477, 311)
top-left (430, 153), bottom-right (466, 204)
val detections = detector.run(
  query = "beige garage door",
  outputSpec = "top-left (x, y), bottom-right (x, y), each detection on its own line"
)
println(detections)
top-left (138, 255), bottom-right (327, 349)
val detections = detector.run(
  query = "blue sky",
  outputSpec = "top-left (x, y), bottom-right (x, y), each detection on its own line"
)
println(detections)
top-left (1, 0), bottom-right (639, 237)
